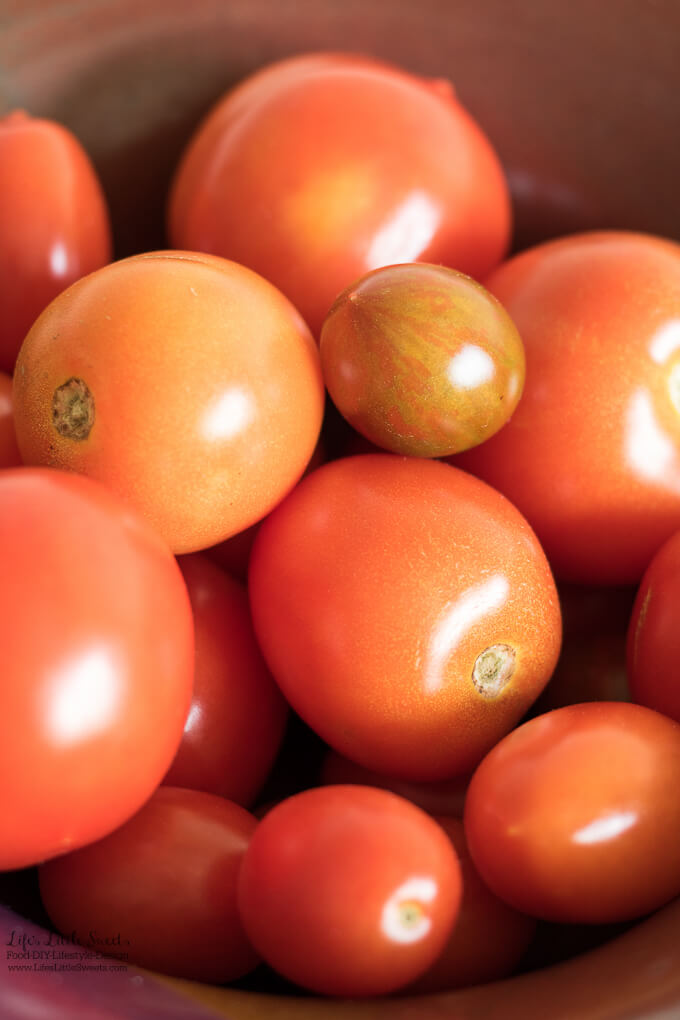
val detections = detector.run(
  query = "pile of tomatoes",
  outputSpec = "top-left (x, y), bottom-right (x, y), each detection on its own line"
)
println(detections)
top-left (3, 50), bottom-right (680, 1001)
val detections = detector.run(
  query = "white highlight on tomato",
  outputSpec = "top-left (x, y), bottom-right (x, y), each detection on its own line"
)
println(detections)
top-left (623, 388), bottom-right (680, 489)
top-left (380, 876), bottom-right (437, 944)
top-left (366, 190), bottom-right (441, 269)
top-left (648, 318), bottom-right (680, 364)
top-left (49, 241), bottom-right (69, 279)
top-left (48, 647), bottom-right (121, 745)
top-left (201, 387), bottom-right (254, 441)
top-left (572, 811), bottom-right (637, 845)
top-left (446, 344), bottom-right (495, 390)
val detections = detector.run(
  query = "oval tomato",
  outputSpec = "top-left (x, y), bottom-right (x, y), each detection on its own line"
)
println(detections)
top-left (0, 468), bottom-right (193, 870)
top-left (0, 372), bottom-right (21, 468)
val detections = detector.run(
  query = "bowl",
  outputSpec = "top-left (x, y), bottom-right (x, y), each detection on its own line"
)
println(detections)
top-left (2, 1), bottom-right (680, 1017)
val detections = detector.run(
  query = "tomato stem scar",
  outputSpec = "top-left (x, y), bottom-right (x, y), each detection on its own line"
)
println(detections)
top-left (52, 378), bottom-right (95, 440)
top-left (472, 644), bottom-right (516, 698)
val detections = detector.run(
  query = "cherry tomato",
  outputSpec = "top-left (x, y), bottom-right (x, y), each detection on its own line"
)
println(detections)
top-left (12, 251), bottom-right (324, 553)
top-left (0, 468), bottom-right (193, 870)
top-left (320, 263), bottom-right (525, 457)
top-left (249, 454), bottom-right (561, 781)
top-left (38, 787), bottom-right (259, 983)
top-left (237, 785), bottom-right (462, 996)
top-left (627, 529), bottom-right (680, 724)
top-left (408, 817), bottom-right (536, 993)
top-left (454, 231), bottom-right (680, 584)
top-left (464, 702), bottom-right (680, 923)
top-left (169, 52), bottom-right (511, 337)
top-left (0, 110), bottom-right (111, 374)
top-left (163, 554), bottom-right (288, 805)
top-left (0, 372), bottom-right (21, 468)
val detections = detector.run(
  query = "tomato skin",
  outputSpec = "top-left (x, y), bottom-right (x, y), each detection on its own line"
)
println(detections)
top-left (163, 554), bottom-right (288, 805)
top-left (454, 231), bottom-right (680, 584)
top-left (249, 454), bottom-right (561, 781)
top-left (0, 110), bottom-right (111, 374)
top-left (38, 787), bottom-right (260, 983)
top-left (0, 468), bottom-right (194, 870)
top-left (237, 785), bottom-right (462, 996)
top-left (464, 702), bottom-right (680, 924)
top-left (0, 372), bottom-right (21, 468)
top-left (169, 52), bottom-right (511, 337)
top-left (12, 250), bottom-right (324, 553)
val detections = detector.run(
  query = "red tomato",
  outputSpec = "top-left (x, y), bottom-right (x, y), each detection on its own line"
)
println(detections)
top-left (464, 702), bottom-right (680, 923)
top-left (38, 787), bottom-right (259, 983)
top-left (454, 231), bottom-right (680, 584)
top-left (237, 785), bottom-right (462, 996)
top-left (163, 554), bottom-right (288, 805)
top-left (0, 468), bottom-right (193, 870)
top-left (12, 251), bottom-right (324, 553)
top-left (627, 530), bottom-right (680, 724)
top-left (408, 817), bottom-right (536, 993)
top-left (249, 455), bottom-right (561, 781)
top-left (0, 110), bottom-right (111, 374)
top-left (169, 52), bottom-right (511, 337)
top-left (0, 372), bottom-right (21, 468)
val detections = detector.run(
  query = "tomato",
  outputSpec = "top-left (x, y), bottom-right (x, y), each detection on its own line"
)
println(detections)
top-left (453, 231), bottom-right (680, 584)
top-left (237, 785), bottom-right (462, 996)
top-left (12, 251), bottom-right (324, 554)
top-left (408, 817), bottom-right (535, 993)
top-left (0, 468), bottom-right (193, 870)
top-left (38, 787), bottom-right (259, 983)
top-left (0, 110), bottom-right (111, 374)
top-left (320, 263), bottom-right (525, 457)
top-left (0, 372), bottom-right (21, 469)
top-left (464, 702), bottom-right (680, 923)
top-left (168, 52), bottom-right (511, 337)
top-left (163, 554), bottom-right (288, 805)
top-left (249, 454), bottom-right (561, 781)
top-left (627, 529), bottom-right (680, 724)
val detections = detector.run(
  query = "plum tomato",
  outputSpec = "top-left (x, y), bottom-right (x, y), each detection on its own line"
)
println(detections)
top-left (464, 702), bottom-right (680, 924)
top-left (38, 787), bottom-right (260, 983)
top-left (0, 468), bottom-right (194, 870)
top-left (454, 231), bottom-right (680, 584)
top-left (236, 785), bottom-right (462, 996)
top-left (627, 529), bottom-right (680, 724)
top-left (0, 110), bottom-right (111, 374)
top-left (320, 263), bottom-right (525, 457)
top-left (12, 250), bottom-right (324, 553)
top-left (168, 52), bottom-right (511, 337)
top-left (163, 554), bottom-right (288, 805)
top-left (0, 372), bottom-right (21, 468)
top-left (249, 454), bottom-right (561, 781)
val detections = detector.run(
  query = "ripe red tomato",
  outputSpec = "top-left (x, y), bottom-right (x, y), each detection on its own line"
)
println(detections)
top-left (464, 702), bottom-right (680, 923)
top-left (12, 251), bottom-right (324, 553)
top-left (0, 468), bottom-right (193, 870)
top-left (38, 787), bottom-right (260, 983)
top-left (237, 785), bottom-right (462, 996)
top-left (627, 530), bottom-right (680, 724)
top-left (0, 372), bottom-right (21, 468)
top-left (249, 455), bottom-right (561, 781)
top-left (163, 554), bottom-right (288, 805)
top-left (169, 52), bottom-right (511, 337)
top-left (0, 110), bottom-right (111, 374)
top-left (454, 231), bottom-right (680, 584)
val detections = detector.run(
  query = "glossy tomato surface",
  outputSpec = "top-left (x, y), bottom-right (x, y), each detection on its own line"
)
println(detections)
top-left (464, 702), bottom-right (680, 923)
top-left (39, 787), bottom-right (259, 983)
top-left (320, 263), bottom-right (525, 457)
top-left (0, 372), bottom-right (21, 468)
top-left (454, 231), bottom-right (680, 584)
top-left (163, 554), bottom-right (288, 805)
top-left (237, 785), bottom-right (462, 996)
top-left (169, 52), bottom-right (511, 337)
top-left (12, 251), bottom-right (324, 553)
top-left (249, 455), bottom-right (561, 781)
top-left (0, 468), bottom-right (194, 870)
top-left (0, 110), bottom-right (111, 374)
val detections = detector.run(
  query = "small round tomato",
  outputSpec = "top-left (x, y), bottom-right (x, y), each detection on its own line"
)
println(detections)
top-left (169, 52), bottom-right (511, 337)
top-left (163, 554), bottom-right (288, 805)
top-left (0, 110), bottom-right (111, 374)
top-left (249, 455), bottom-right (561, 781)
top-left (237, 785), bottom-right (462, 996)
top-left (39, 787), bottom-right (260, 983)
top-left (627, 529), bottom-right (680, 724)
top-left (320, 263), bottom-right (525, 457)
top-left (464, 702), bottom-right (680, 923)
top-left (454, 231), bottom-right (680, 584)
top-left (0, 468), bottom-right (193, 870)
top-left (12, 251), bottom-right (324, 553)
top-left (0, 372), bottom-right (21, 468)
